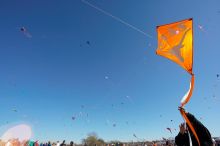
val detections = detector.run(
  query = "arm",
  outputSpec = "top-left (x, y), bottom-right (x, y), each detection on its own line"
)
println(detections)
top-left (186, 112), bottom-right (213, 146)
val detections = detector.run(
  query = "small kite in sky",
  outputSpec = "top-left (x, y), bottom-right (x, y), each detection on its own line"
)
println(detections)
top-left (217, 74), bottom-right (219, 78)
top-left (20, 27), bottom-right (32, 38)
top-left (72, 116), bottom-right (76, 121)
top-left (12, 108), bottom-right (17, 112)
top-left (125, 95), bottom-right (133, 103)
top-left (198, 25), bottom-right (205, 32)
top-left (166, 128), bottom-right (172, 134)
top-left (86, 41), bottom-right (90, 45)
top-left (133, 134), bottom-right (138, 138)
top-left (113, 123), bottom-right (116, 127)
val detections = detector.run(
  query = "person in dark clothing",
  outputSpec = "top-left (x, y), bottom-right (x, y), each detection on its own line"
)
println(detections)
top-left (48, 142), bottom-right (51, 146)
top-left (166, 140), bottom-right (171, 146)
top-left (70, 141), bottom-right (74, 146)
top-left (60, 140), bottom-right (66, 146)
top-left (175, 108), bottom-right (213, 146)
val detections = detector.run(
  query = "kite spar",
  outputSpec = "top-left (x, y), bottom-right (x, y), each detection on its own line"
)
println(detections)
top-left (156, 18), bottom-right (200, 146)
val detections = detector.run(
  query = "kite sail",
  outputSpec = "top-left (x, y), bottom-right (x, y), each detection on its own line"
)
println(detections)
top-left (156, 18), bottom-right (195, 107)
top-left (156, 18), bottom-right (200, 146)
top-left (156, 18), bottom-right (195, 106)
top-left (156, 18), bottom-right (193, 75)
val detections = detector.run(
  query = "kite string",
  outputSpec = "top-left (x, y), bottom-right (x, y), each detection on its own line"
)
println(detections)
top-left (81, 0), bottom-right (152, 38)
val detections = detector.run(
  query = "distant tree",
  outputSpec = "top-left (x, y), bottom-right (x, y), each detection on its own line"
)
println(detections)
top-left (82, 133), bottom-right (105, 146)
top-left (97, 138), bottom-right (105, 146)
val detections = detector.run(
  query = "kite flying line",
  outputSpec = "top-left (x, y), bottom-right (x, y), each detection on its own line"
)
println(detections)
top-left (81, 0), bottom-right (152, 38)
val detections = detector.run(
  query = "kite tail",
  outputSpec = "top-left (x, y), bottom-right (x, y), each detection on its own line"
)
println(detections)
top-left (179, 108), bottom-right (200, 146)
top-left (181, 74), bottom-right (195, 107)
top-left (179, 74), bottom-right (200, 146)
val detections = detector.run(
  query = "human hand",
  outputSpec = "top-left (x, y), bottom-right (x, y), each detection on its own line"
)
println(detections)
top-left (179, 123), bottom-right (186, 134)
top-left (178, 107), bottom-right (188, 114)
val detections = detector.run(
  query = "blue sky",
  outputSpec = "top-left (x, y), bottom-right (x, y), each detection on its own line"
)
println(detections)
top-left (0, 0), bottom-right (220, 143)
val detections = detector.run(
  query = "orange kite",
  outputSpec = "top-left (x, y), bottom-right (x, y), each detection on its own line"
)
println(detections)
top-left (156, 18), bottom-right (200, 146)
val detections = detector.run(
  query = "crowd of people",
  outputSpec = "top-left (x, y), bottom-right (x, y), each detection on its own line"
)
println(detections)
top-left (0, 139), bottom-right (220, 146)
top-left (0, 140), bottom-right (75, 146)
top-left (0, 109), bottom-right (219, 146)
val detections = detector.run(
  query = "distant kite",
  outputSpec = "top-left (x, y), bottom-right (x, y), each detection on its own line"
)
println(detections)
top-left (86, 41), bottom-right (90, 45)
top-left (133, 134), bottom-right (137, 138)
top-left (12, 109), bottom-right (17, 112)
top-left (72, 116), bottom-right (76, 121)
top-left (20, 27), bottom-right (32, 38)
top-left (198, 25), bottom-right (205, 32)
top-left (166, 128), bottom-right (172, 134)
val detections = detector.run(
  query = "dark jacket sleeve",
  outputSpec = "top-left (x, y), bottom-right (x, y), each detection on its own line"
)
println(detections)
top-left (186, 112), bottom-right (213, 146)
top-left (175, 132), bottom-right (189, 146)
